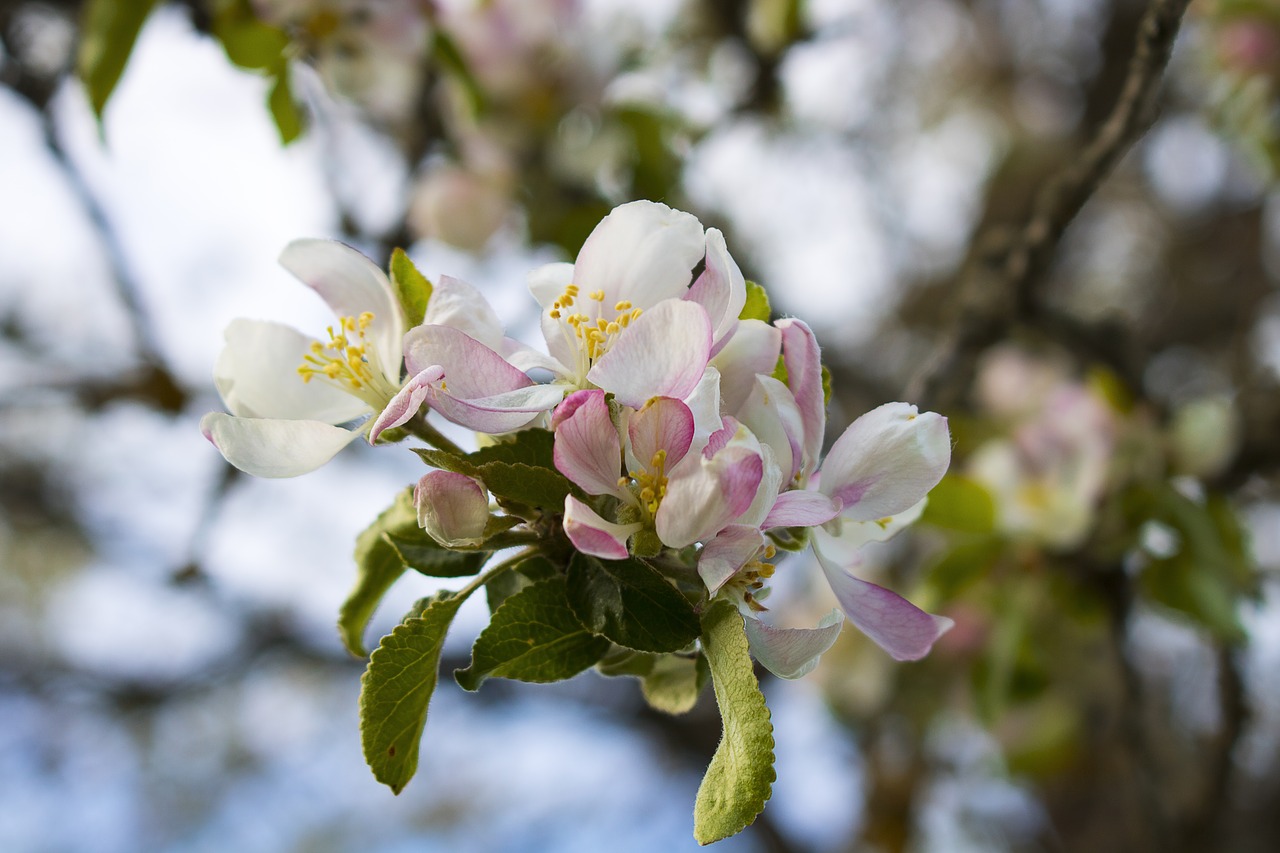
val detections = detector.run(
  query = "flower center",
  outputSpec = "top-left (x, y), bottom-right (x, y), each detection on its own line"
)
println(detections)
top-left (724, 544), bottom-right (778, 612)
top-left (547, 284), bottom-right (643, 381)
top-left (617, 448), bottom-right (669, 519)
top-left (297, 312), bottom-right (398, 408)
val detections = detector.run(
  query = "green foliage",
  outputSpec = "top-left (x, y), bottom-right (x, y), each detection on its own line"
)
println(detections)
top-left (740, 281), bottom-right (772, 322)
top-left (920, 474), bottom-right (997, 534)
top-left (565, 553), bottom-right (701, 653)
top-left (340, 490), bottom-right (489, 656)
top-left (693, 601), bottom-right (776, 845)
top-left (416, 429), bottom-right (576, 512)
top-left (210, 0), bottom-right (301, 143)
top-left (483, 553), bottom-right (557, 613)
top-left (360, 592), bottom-right (465, 794)
top-left (431, 30), bottom-right (487, 117)
top-left (641, 653), bottom-right (709, 715)
top-left (389, 248), bottom-right (433, 327)
top-left (455, 576), bottom-right (610, 691)
top-left (77, 0), bottom-right (160, 120)
top-left (926, 535), bottom-right (1005, 599)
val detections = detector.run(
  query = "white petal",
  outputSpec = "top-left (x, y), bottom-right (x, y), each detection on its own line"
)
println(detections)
top-left (214, 318), bottom-right (368, 423)
top-left (698, 525), bottom-right (765, 595)
top-left (813, 499), bottom-right (927, 564)
top-left (712, 319), bottom-right (782, 416)
top-left (743, 610), bottom-right (844, 680)
top-left (686, 228), bottom-right (746, 351)
top-left (279, 239), bottom-right (404, 376)
top-left (737, 375), bottom-right (805, 485)
top-left (200, 412), bottom-right (363, 478)
top-left (587, 300), bottom-right (712, 409)
top-left (573, 201), bottom-right (705, 309)
top-left (819, 403), bottom-right (951, 522)
top-left (421, 274), bottom-right (506, 350)
top-left (415, 470), bottom-right (491, 547)
top-left (527, 261), bottom-right (574, 309)
top-left (683, 366), bottom-right (724, 450)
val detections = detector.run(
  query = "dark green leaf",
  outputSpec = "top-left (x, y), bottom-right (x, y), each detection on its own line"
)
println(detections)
top-left (596, 646), bottom-right (657, 678)
top-left (455, 576), bottom-right (609, 691)
top-left (693, 601), bottom-right (776, 845)
top-left (360, 592), bottom-right (465, 794)
top-left (339, 490), bottom-right (420, 657)
top-left (416, 433), bottom-right (574, 511)
top-left (739, 281), bottom-right (771, 322)
top-left (431, 30), bottom-right (487, 115)
top-left (484, 554), bottom-right (558, 613)
top-left (566, 554), bottom-right (701, 653)
top-left (920, 474), bottom-right (997, 534)
top-left (384, 532), bottom-right (489, 578)
top-left (77, 0), bottom-right (160, 119)
top-left (389, 248), bottom-right (433, 327)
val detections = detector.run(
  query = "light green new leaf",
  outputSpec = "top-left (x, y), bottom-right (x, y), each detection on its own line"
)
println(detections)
top-left (360, 592), bottom-right (465, 794)
top-left (566, 554), bottom-right (701, 653)
top-left (642, 653), bottom-right (709, 715)
top-left (267, 67), bottom-right (303, 144)
top-left (77, 0), bottom-right (160, 120)
top-left (694, 601), bottom-right (776, 845)
top-left (739, 281), bottom-right (771, 322)
top-left (456, 576), bottom-right (610, 691)
top-left (389, 248), bottom-right (433, 327)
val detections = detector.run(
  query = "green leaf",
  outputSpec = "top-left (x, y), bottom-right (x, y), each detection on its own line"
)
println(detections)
top-left (693, 601), bottom-right (776, 845)
top-left (360, 591), bottom-right (465, 794)
top-left (266, 66), bottom-right (303, 144)
top-left (596, 646), bottom-right (657, 678)
top-left (431, 30), bottom-right (487, 116)
top-left (339, 490), bottom-right (420, 657)
top-left (211, 0), bottom-right (289, 70)
top-left (484, 554), bottom-right (558, 613)
top-left (920, 474), bottom-right (997, 534)
top-left (384, 532), bottom-right (489, 578)
top-left (77, 0), bottom-right (160, 120)
top-left (821, 364), bottom-right (833, 408)
top-left (416, 432), bottom-right (574, 511)
top-left (642, 653), bottom-right (709, 715)
top-left (740, 281), bottom-right (771, 322)
top-left (926, 535), bottom-right (1004, 599)
top-left (566, 554), bottom-right (701, 653)
top-left (389, 248), bottom-right (433, 327)
top-left (455, 576), bottom-right (610, 691)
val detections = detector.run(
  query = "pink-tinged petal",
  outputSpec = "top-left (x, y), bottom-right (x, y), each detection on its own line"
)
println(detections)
top-left (704, 416), bottom-right (740, 459)
top-left (629, 397), bottom-right (695, 470)
top-left (563, 496), bottom-right (641, 560)
top-left (573, 201), bottom-right (705, 309)
top-left (502, 338), bottom-right (568, 378)
top-left (777, 318), bottom-right (825, 479)
top-left (698, 525), bottom-right (765, 595)
top-left (553, 390), bottom-right (626, 498)
top-left (813, 499), bottom-right (927, 564)
top-left (404, 325), bottom-right (532, 399)
top-left (428, 386), bottom-right (562, 434)
top-left (415, 470), bottom-right (490, 547)
top-left (684, 366), bottom-right (724, 448)
top-left (819, 403), bottom-right (951, 522)
top-left (736, 442), bottom-right (786, 529)
top-left (814, 546), bottom-right (953, 661)
top-left (200, 412), bottom-right (363, 478)
top-left (587, 300), bottom-right (713, 409)
top-left (743, 610), bottom-right (844, 680)
top-left (712, 319), bottom-right (782, 416)
top-left (656, 446), bottom-right (765, 548)
top-left (761, 490), bottom-right (842, 529)
top-left (214, 319), bottom-right (369, 423)
top-left (686, 228), bottom-right (746, 354)
top-left (421, 274), bottom-right (505, 350)
top-left (738, 376), bottom-right (805, 484)
top-left (368, 365), bottom-right (445, 443)
top-left (279, 239), bottom-right (403, 374)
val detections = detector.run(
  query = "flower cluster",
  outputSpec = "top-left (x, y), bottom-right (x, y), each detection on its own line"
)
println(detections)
top-left (202, 201), bottom-right (954, 673)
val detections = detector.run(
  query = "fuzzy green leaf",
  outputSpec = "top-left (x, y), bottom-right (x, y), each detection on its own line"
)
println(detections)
top-left (339, 490), bottom-right (420, 657)
top-left (566, 554), bottom-right (701, 653)
top-left (455, 576), bottom-right (609, 691)
top-left (389, 248), bottom-right (433, 327)
top-left (693, 601), bottom-right (776, 845)
top-left (642, 653), bottom-right (709, 715)
top-left (360, 592), bottom-right (465, 794)
top-left (920, 474), bottom-right (997, 534)
top-left (77, 0), bottom-right (160, 120)
top-left (740, 281), bottom-right (771, 322)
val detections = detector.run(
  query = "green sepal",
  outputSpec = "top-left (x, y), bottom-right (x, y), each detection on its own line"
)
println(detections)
top-left (566, 553), bottom-right (701, 653)
top-left (455, 576), bottom-right (610, 691)
top-left (389, 248), bottom-right (433, 328)
top-left (359, 591), bottom-right (466, 794)
top-left (740, 281), bottom-right (771, 322)
top-left (631, 528), bottom-right (663, 557)
top-left (77, 0), bottom-right (160, 121)
top-left (693, 601), bottom-right (776, 845)
top-left (920, 474), bottom-right (997, 534)
top-left (767, 526), bottom-right (811, 552)
top-left (642, 653), bottom-right (709, 715)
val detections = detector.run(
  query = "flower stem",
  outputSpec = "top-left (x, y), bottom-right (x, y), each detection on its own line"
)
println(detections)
top-left (402, 414), bottom-right (466, 456)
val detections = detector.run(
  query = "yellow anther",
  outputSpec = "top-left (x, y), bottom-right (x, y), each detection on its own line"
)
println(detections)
top-left (617, 476), bottom-right (630, 489)
top-left (605, 321), bottom-right (620, 335)
top-left (597, 318), bottom-right (609, 331)
top-left (614, 301), bottom-right (632, 311)
top-left (565, 284), bottom-right (579, 295)
top-left (549, 309), bottom-right (561, 320)
top-left (619, 314), bottom-right (631, 328)
top-left (631, 308), bottom-right (643, 321)
top-left (588, 290), bottom-right (605, 302)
